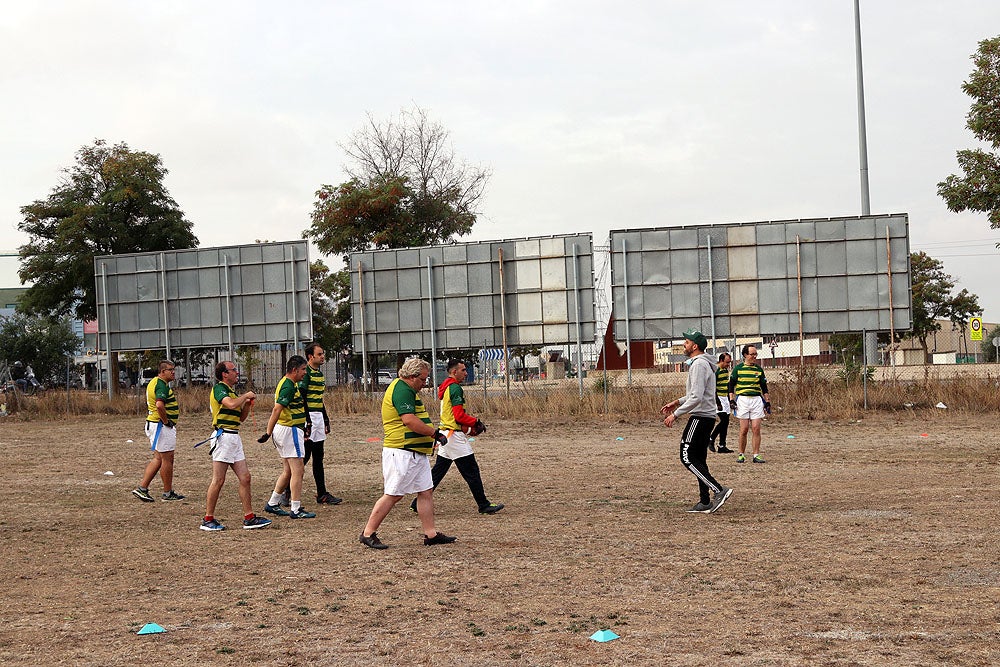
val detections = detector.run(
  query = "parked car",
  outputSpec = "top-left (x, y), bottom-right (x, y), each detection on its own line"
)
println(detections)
top-left (139, 368), bottom-right (157, 387)
top-left (377, 371), bottom-right (394, 386)
top-left (189, 371), bottom-right (211, 386)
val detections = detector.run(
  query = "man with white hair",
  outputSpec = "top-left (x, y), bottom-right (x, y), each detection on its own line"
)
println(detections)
top-left (359, 358), bottom-right (456, 549)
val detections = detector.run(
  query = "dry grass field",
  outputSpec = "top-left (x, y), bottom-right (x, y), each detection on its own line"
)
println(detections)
top-left (0, 406), bottom-right (997, 666)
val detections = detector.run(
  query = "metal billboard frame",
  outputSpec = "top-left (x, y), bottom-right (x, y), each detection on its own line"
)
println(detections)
top-left (94, 241), bottom-right (312, 357)
top-left (350, 234), bottom-right (596, 393)
top-left (610, 214), bottom-right (912, 344)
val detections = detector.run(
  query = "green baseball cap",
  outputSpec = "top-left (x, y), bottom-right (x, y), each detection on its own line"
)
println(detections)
top-left (682, 328), bottom-right (708, 351)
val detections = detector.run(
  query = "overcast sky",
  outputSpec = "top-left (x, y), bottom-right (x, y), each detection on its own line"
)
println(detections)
top-left (2, 1), bottom-right (999, 321)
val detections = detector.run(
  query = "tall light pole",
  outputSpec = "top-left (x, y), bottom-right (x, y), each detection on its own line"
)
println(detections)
top-left (854, 0), bottom-right (878, 378)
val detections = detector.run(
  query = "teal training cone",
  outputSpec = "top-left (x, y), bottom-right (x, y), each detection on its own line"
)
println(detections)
top-left (589, 629), bottom-right (619, 642)
top-left (137, 623), bottom-right (166, 635)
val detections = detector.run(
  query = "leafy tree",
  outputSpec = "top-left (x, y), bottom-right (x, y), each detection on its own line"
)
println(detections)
top-left (0, 313), bottom-right (81, 384)
top-left (17, 139), bottom-right (198, 320)
top-left (306, 105), bottom-right (490, 260)
top-left (938, 36), bottom-right (1000, 229)
top-left (236, 346), bottom-right (263, 390)
top-left (304, 107), bottom-right (490, 375)
top-left (827, 333), bottom-right (862, 364)
top-left (904, 251), bottom-right (983, 360)
top-left (309, 259), bottom-right (352, 355)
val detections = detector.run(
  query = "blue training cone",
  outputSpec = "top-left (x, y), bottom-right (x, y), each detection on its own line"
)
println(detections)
top-left (589, 629), bottom-right (619, 643)
top-left (137, 623), bottom-right (166, 635)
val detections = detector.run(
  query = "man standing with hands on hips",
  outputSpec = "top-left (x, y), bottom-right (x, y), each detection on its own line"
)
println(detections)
top-left (661, 329), bottom-right (733, 514)
top-left (133, 360), bottom-right (184, 502)
top-left (360, 358), bottom-right (457, 549)
top-left (729, 344), bottom-right (770, 464)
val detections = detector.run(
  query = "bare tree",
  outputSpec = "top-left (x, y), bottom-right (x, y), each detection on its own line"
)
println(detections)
top-left (340, 105), bottom-right (490, 216)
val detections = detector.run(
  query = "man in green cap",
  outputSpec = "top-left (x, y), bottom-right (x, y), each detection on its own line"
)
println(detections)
top-left (660, 328), bottom-right (733, 513)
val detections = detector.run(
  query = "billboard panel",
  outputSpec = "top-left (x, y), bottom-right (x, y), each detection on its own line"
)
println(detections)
top-left (94, 241), bottom-right (311, 352)
top-left (350, 234), bottom-right (595, 353)
top-left (611, 214), bottom-right (911, 340)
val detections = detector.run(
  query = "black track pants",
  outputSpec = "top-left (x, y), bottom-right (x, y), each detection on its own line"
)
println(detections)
top-left (679, 415), bottom-right (724, 505)
top-left (710, 412), bottom-right (730, 449)
top-left (429, 453), bottom-right (490, 510)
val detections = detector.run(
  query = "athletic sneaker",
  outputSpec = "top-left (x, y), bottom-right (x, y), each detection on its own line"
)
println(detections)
top-left (708, 440), bottom-right (717, 453)
top-left (162, 490), bottom-right (186, 501)
top-left (132, 487), bottom-right (154, 502)
top-left (710, 487), bottom-right (733, 513)
top-left (200, 518), bottom-right (225, 532)
top-left (736, 454), bottom-right (746, 463)
top-left (686, 502), bottom-right (712, 513)
top-left (263, 503), bottom-right (290, 516)
top-left (717, 445), bottom-right (735, 454)
top-left (289, 508), bottom-right (316, 519)
top-left (478, 503), bottom-right (505, 515)
top-left (360, 532), bottom-right (388, 549)
top-left (242, 516), bottom-right (272, 530)
top-left (316, 493), bottom-right (342, 505)
top-left (424, 532), bottom-right (457, 546)
top-left (409, 499), bottom-right (418, 513)
top-left (752, 455), bottom-right (766, 464)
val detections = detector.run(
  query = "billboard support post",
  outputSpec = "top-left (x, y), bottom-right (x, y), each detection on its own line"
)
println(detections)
top-left (290, 247), bottom-right (299, 351)
top-left (160, 252), bottom-right (171, 361)
top-left (498, 248), bottom-right (510, 400)
top-left (621, 238), bottom-right (632, 386)
top-left (796, 236), bottom-right (804, 365)
top-left (573, 244), bottom-right (584, 398)
top-left (427, 257), bottom-right (438, 398)
top-left (101, 263), bottom-right (112, 401)
top-left (223, 256), bottom-right (234, 360)
top-left (707, 236), bottom-right (717, 353)
top-left (358, 261), bottom-right (369, 394)
top-left (886, 227), bottom-right (896, 368)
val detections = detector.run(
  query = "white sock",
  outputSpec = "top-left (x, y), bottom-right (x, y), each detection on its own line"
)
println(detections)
top-left (269, 492), bottom-right (282, 506)
top-left (291, 500), bottom-right (302, 512)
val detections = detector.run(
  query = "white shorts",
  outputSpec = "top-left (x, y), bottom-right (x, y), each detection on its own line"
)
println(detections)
top-left (735, 395), bottom-right (766, 420)
top-left (145, 421), bottom-right (177, 453)
top-left (381, 448), bottom-right (432, 496)
top-left (307, 412), bottom-right (326, 443)
top-left (717, 396), bottom-right (731, 414)
top-left (438, 429), bottom-right (474, 460)
top-left (210, 431), bottom-right (246, 464)
top-left (273, 424), bottom-right (305, 458)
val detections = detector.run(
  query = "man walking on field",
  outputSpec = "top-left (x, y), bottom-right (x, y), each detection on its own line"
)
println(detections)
top-left (409, 359), bottom-right (503, 515)
top-left (133, 361), bottom-right (185, 502)
top-left (729, 344), bottom-right (770, 464)
top-left (661, 329), bottom-right (733, 513)
top-left (360, 358), bottom-right (456, 549)
top-left (260, 356), bottom-right (316, 520)
top-left (199, 361), bottom-right (271, 532)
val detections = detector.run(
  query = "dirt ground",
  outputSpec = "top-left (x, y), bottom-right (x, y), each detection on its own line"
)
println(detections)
top-left (0, 409), bottom-right (997, 666)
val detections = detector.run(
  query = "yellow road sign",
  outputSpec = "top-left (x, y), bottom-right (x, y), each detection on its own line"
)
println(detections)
top-left (970, 317), bottom-right (983, 341)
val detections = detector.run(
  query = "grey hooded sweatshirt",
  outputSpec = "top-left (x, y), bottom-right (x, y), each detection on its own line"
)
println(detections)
top-left (672, 353), bottom-right (718, 418)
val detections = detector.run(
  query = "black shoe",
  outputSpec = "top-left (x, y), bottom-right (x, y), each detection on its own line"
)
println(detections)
top-left (423, 532), bottom-right (457, 546)
top-left (317, 493), bottom-right (342, 505)
top-left (717, 446), bottom-right (735, 453)
top-left (708, 440), bottom-right (717, 453)
top-left (409, 499), bottom-right (418, 513)
top-left (478, 502), bottom-right (504, 515)
top-left (359, 532), bottom-right (388, 549)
